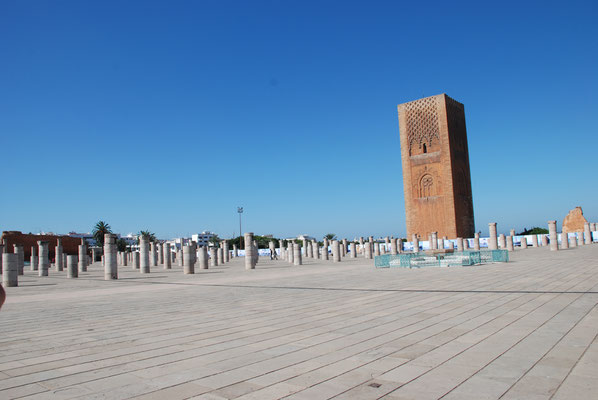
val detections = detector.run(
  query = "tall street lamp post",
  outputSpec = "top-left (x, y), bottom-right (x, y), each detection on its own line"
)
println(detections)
top-left (237, 207), bottom-right (243, 249)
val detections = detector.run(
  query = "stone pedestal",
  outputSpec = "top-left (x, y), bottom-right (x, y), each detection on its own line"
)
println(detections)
top-left (2, 253), bottom-right (18, 286)
top-left (55, 239), bottom-right (63, 271)
top-left (332, 240), bottom-right (341, 262)
top-left (350, 242), bottom-right (357, 258)
top-left (67, 255), bottom-right (78, 278)
top-left (183, 245), bottom-right (194, 274)
top-left (293, 244), bottom-right (302, 265)
top-left (548, 221), bottom-right (558, 251)
top-left (140, 237), bottom-right (150, 274)
top-left (104, 234), bottom-right (118, 279)
top-left (507, 235), bottom-right (514, 251)
top-left (38, 241), bottom-right (49, 277)
top-left (488, 223), bottom-right (498, 250)
top-left (244, 233), bottom-right (255, 269)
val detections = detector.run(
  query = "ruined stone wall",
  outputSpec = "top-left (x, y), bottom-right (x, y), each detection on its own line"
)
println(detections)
top-left (1, 231), bottom-right (86, 260)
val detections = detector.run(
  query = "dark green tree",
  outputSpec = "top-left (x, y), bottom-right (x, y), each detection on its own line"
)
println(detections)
top-left (116, 238), bottom-right (128, 252)
top-left (138, 230), bottom-right (157, 244)
top-left (517, 227), bottom-right (549, 235)
top-left (324, 233), bottom-right (337, 241)
top-left (92, 221), bottom-right (112, 247)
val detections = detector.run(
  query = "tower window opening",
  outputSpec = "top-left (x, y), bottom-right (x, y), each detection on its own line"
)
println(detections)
top-left (422, 143), bottom-right (427, 153)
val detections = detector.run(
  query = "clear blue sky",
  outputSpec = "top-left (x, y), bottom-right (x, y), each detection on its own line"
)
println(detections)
top-left (1, 0), bottom-right (597, 240)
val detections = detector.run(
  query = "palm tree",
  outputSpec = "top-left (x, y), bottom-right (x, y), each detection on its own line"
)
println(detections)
top-left (92, 221), bottom-right (112, 247)
top-left (324, 233), bottom-right (337, 241)
top-left (138, 230), bottom-right (157, 244)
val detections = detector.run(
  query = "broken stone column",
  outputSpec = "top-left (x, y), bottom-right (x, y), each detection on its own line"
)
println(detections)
top-left (287, 242), bottom-right (294, 263)
top-left (531, 235), bottom-right (539, 247)
top-left (30, 246), bottom-right (38, 271)
top-left (474, 232), bottom-right (480, 250)
top-left (210, 247), bottom-right (218, 267)
top-left (364, 241), bottom-right (373, 259)
top-left (498, 234), bottom-right (506, 249)
top-left (412, 234), bottom-right (419, 253)
top-left (293, 244), bottom-right (302, 265)
top-left (398, 239), bottom-right (404, 253)
top-left (195, 246), bottom-right (206, 269)
top-left (457, 238), bottom-right (463, 251)
top-left (122, 251), bottom-right (128, 266)
top-left (548, 221), bottom-right (558, 251)
top-left (577, 232), bottom-right (584, 246)
top-left (569, 235), bottom-right (577, 248)
top-left (233, 244), bottom-right (238, 257)
top-left (13, 244), bottom-right (24, 275)
top-left (149, 242), bottom-right (156, 267)
top-left (390, 238), bottom-right (398, 255)
top-left (350, 242), bottom-right (357, 258)
top-left (223, 241), bottom-right (229, 262)
top-left (372, 241), bottom-right (379, 256)
top-left (2, 253), bottom-right (18, 286)
top-left (521, 236), bottom-right (528, 249)
top-left (104, 234), bottom-right (118, 279)
top-left (560, 233), bottom-right (569, 249)
top-left (78, 244), bottom-right (87, 272)
top-left (584, 223), bottom-right (592, 245)
top-left (163, 243), bottom-right (171, 269)
top-left (507, 235), bottom-right (514, 251)
top-left (132, 252), bottom-right (140, 269)
top-left (510, 229), bottom-right (516, 237)
top-left (183, 245), bottom-right (194, 274)
top-left (342, 239), bottom-right (348, 257)
top-left (306, 242), bottom-right (313, 258)
top-left (140, 236), bottom-right (150, 273)
top-left (157, 243), bottom-right (163, 265)
top-left (245, 232), bottom-right (255, 270)
top-left (323, 239), bottom-right (329, 260)
top-left (218, 247), bottom-right (224, 265)
top-left (541, 235), bottom-right (549, 247)
top-left (55, 239), bottom-right (63, 271)
top-left (332, 240), bottom-right (341, 262)
top-left (488, 223), bottom-right (498, 250)
top-left (463, 239), bottom-right (469, 250)
top-left (67, 255), bottom-right (78, 278)
top-left (431, 232), bottom-right (438, 250)
top-left (312, 240), bottom-right (319, 259)
top-left (38, 241), bottom-right (49, 277)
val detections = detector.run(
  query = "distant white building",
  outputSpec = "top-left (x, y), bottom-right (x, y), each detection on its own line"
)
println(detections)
top-left (192, 231), bottom-right (216, 247)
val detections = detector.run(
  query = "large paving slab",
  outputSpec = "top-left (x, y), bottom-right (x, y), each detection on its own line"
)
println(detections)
top-left (1, 245), bottom-right (597, 399)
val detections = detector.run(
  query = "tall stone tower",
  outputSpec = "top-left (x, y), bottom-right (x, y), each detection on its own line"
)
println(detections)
top-left (397, 94), bottom-right (475, 239)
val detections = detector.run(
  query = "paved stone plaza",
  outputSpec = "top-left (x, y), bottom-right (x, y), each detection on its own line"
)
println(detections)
top-left (1, 246), bottom-right (597, 399)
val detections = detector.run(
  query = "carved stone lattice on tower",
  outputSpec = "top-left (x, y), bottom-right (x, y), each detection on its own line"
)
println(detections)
top-left (398, 94), bottom-right (475, 239)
